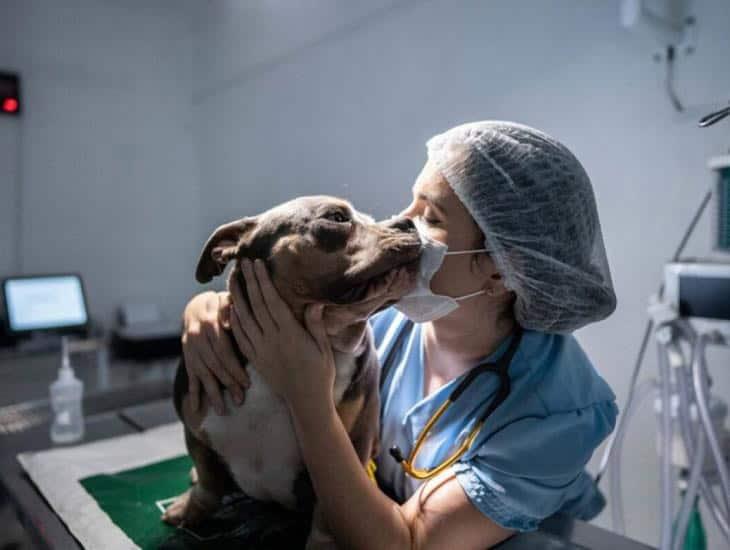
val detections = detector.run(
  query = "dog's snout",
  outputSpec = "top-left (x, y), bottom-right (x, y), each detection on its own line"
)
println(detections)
top-left (383, 216), bottom-right (416, 233)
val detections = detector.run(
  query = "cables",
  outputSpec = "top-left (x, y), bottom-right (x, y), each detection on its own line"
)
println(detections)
top-left (596, 319), bottom-right (653, 487)
top-left (607, 316), bottom-right (730, 546)
top-left (608, 378), bottom-right (659, 535)
top-left (595, 189), bottom-right (713, 487)
top-left (671, 427), bottom-right (706, 550)
top-left (691, 334), bottom-right (730, 518)
top-left (671, 325), bottom-right (729, 542)
top-left (657, 332), bottom-right (674, 550)
top-left (664, 45), bottom-right (684, 112)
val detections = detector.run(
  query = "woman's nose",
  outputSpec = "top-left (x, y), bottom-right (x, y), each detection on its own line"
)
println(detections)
top-left (398, 202), bottom-right (419, 220)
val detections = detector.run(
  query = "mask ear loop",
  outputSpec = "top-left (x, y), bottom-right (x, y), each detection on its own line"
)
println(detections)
top-left (443, 249), bottom-right (494, 301)
top-left (444, 248), bottom-right (490, 256)
top-left (454, 289), bottom-right (486, 301)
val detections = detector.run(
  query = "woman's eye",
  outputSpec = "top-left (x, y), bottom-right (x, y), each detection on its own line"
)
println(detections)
top-left (325, 211), bottom-right (349, 223)
top-left (421, 207), bottom-right (441, 225)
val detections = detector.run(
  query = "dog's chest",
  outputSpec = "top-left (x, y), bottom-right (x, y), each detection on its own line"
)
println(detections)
top-left (200, 351), bottom-right (359, 509)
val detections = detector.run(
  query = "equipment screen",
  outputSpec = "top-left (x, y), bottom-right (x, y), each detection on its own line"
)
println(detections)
top-left (678, 275), bottom-right (730, 321)
top-left (3, 275), bottom-right (88, 333)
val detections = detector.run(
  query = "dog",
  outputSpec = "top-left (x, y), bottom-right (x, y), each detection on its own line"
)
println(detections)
top-left (163, 196), bottom-right (421, 548)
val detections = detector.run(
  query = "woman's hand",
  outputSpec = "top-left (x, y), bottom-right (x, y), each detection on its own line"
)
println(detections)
top-left (228, 259), bottom-right (336, 410)
top-left (181, 291), bottom-right (250, 414)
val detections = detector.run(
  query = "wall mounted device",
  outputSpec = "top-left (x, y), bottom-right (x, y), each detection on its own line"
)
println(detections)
top-left (0, 71), bottom-right (21, 116)
top-left (620, 0), bottom-right (696, 112)
top-left (620, 0), bottom-right (689, 46)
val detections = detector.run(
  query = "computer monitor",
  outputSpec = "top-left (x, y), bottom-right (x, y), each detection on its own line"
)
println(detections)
top-left (1, 274), bottom-right (89, 336)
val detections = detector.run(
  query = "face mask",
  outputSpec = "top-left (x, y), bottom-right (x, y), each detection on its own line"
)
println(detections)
top-left (394, 217), bottom-right (489, 323)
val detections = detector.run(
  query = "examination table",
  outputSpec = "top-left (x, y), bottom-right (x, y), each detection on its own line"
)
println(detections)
top-left (0, 378), bottom-right (654, 549)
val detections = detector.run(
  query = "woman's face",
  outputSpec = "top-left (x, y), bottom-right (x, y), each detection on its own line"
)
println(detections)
top-left (399, 160), bottom-right (504, 299)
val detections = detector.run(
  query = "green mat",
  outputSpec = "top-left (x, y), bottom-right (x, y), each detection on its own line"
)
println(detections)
top-left (79, 454), bottom-right (313, 549)
top-left (19, 422), bottom-right (317, 549)
top-left (80, 454), bottom-right (193, 549)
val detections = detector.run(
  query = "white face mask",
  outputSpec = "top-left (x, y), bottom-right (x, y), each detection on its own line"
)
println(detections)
top-left (394, 217), bottom-right (489, 323)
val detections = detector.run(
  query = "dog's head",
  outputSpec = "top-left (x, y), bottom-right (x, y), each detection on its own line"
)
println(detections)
top-left (195, 196), bottom-right (421, 317)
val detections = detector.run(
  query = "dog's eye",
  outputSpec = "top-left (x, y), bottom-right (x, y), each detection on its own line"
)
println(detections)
top-left (324, 211), bottom-right (350, 223)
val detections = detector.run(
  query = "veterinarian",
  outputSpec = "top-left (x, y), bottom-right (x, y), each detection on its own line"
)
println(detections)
top-left (180, 121), bottom-right (619, 549)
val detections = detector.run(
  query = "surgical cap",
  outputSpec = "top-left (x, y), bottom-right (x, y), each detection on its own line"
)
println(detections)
top-left (426, 121), bottom-right (616, 333)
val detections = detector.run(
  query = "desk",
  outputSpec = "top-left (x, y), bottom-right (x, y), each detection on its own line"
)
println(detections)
top-left (0, 347), bottom-right (177, 437)
top-left (0, 347), bottom-right (178, 409)
top-left (0, 386), bottom-right (654, 549)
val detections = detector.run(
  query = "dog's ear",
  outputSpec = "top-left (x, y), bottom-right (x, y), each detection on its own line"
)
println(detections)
top-left (195, 217), bottom-right (257, 283)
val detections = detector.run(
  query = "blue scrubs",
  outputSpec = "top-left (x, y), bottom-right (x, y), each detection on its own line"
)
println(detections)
top-left (370, 307), bottom-right (618, 532)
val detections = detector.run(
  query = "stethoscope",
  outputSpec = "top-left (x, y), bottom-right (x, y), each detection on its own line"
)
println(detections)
top-left (381, 319), bottom-right (523, 481)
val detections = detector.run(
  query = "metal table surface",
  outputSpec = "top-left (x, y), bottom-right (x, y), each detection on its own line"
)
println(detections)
top-left (0, 381), bottom-right (175, 550)
top-left (0, 385), bottom-right (653, 550)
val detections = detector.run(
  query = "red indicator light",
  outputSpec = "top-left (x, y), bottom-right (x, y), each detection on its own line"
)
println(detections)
top-left (2, 97), bottom-right (19, 113)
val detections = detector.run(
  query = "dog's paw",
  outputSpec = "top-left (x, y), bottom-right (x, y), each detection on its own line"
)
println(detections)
top-left (161, 488), bottom-right (215, 527)
top-left (161, 490), bottom-right (190, 526)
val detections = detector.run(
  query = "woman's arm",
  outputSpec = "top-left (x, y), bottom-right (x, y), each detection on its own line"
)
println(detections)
top-left (292, 391), bottom-right (411, 549)
top-left (181, 291), bottom-right (249, 414)
top-left (232, 259), bottom-right (514, 550)
top-left (291, 390), bottom-right (514, 550)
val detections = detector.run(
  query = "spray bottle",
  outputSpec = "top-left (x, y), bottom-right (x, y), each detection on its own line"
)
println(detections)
top-left (50, 337), bottom-right (85, 444)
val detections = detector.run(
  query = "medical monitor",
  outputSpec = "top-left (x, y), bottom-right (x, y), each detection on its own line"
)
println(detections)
top-left (2, 274), bottom-right (89, 336)
top-left (664, 262), bottom-right (730, 337)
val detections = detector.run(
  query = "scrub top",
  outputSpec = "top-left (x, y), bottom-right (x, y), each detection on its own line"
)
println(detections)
top-left (370, 307), bottom-right (618, 533)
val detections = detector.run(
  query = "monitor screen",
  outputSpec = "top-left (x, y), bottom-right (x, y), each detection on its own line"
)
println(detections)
top-left (3, 275), bottom-right (88, 333)
top-left (678, 274), bottom-right (730, 321)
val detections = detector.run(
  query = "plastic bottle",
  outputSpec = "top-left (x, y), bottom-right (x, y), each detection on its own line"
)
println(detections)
top-left (50, 337), bottom-right (85, 444)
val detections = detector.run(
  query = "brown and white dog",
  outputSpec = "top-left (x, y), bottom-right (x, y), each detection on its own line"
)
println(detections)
top-left (163, 196), bottom-right (421, 548)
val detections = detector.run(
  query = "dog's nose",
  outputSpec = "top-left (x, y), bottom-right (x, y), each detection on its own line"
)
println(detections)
top-left (383, 216), bottom-right (416, 233)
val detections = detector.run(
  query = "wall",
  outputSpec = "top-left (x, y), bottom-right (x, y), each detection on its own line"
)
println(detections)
top-left (0, 116), bottom-right (20, 277)
top-left (191, 0), bottom-right (730, 547)
top-left (0, 0), bottom-right (199, 326)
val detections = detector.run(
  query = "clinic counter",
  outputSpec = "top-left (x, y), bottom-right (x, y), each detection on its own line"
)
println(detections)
top-left (0, 382), bottom-right (654, 550)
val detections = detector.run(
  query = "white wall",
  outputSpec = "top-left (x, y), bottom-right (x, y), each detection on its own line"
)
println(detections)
top-left (0, 0), bottom-right (199, 326)
top-left (0, 117), bottom-right (20, 277)
top-left (191, 0), bottom-right (730, 547)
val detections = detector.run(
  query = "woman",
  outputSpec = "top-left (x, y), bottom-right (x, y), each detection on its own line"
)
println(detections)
top-left (181, 121), bottom-right (619, 549)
